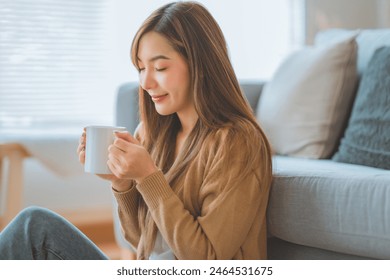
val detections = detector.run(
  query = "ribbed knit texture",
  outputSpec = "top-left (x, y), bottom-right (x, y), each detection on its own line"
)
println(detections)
top-left (136, 171), bottom-right (174, 210)
top-left (112, 181), bottom-right (139, 215)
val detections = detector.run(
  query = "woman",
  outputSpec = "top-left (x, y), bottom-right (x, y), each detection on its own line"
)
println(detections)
top-left (0, 1), bottom-right (272, 260)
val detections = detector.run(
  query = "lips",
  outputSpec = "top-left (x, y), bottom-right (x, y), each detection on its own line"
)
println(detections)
top-left (151, 94), bottom-right (168, 103)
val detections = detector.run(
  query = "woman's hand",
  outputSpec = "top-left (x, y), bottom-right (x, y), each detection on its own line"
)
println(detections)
top-left (77, 127), bottom-right (88, 165)
top-left (108, 131), bottom-right (158, 188)
top-left (76, 128), bottom-right (133, 190)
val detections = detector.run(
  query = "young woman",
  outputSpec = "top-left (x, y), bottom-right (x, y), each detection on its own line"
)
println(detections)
top-left (0, 1), bottom-right (272, 260)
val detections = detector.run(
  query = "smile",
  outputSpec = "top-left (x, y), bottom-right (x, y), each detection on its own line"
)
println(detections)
top-left (151, 94), bottom-right (168, 103)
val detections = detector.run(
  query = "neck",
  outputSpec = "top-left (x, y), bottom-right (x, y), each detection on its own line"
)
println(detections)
top-left (177, 108), bottom-right (198, 136)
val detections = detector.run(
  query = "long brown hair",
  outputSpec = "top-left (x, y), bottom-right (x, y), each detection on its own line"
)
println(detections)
top-left (130, 1), bottom-right (272, 259)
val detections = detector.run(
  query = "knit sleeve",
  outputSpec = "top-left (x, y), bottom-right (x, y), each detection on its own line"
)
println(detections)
top-left (112, 181), bottom-right (141, 249)
top-left (136, 128), bottom-right (270, 259)
top-left (111, 123), bottom-right (145, 249)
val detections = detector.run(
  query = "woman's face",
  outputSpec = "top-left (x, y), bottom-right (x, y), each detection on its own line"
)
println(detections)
top-left (137, 31), bottom-right (193, 117)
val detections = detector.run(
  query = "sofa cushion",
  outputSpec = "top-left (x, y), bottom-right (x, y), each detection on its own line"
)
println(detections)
top-left (268, 156), bottom-right (390, 259)
top-left (332, 47), bottom-right (390, 170)
top-left (257, 33), bottom-right (358, 159)
top-left (315, 29), bottom-right (390, 76)
top-left (268, 237), bottom-right (374, 260)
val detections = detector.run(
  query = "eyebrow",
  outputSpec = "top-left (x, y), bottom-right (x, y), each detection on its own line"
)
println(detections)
top-left (137, 55), bottom-right (170, 63)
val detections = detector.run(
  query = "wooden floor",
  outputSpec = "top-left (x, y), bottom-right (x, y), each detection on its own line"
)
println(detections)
top-left (76, 219), bottom-right (135, 260)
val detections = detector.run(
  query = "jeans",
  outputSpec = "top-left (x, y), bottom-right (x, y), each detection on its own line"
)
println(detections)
top-left (0, 206), bottom-right (108, 260)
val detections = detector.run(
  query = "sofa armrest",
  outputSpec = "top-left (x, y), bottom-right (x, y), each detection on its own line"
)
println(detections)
top-left (115, 82), bottom-right (139, 134)
top-left (238, 79), bottom-right (266, 114)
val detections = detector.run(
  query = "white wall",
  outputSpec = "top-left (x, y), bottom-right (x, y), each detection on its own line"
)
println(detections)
top-left (305, 0), bottom-right (390, 43)
top-left (109, 0), bottom-right (304, 85)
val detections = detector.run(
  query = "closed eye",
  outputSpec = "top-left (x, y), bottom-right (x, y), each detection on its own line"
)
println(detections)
top-left (155, 67), bottom-right (167, 72)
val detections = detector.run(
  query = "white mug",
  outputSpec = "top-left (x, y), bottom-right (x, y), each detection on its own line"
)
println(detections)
top-left (84, 125), bottom-right (126, 174)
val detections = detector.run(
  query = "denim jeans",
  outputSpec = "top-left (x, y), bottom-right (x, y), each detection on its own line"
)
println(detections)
top-left (0, 206), bottom-right (108, 260)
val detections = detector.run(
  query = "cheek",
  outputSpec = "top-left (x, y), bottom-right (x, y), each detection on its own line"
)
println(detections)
top-left (160, 71), bottom-right (189, 92)
top-left (174, 67), bottom-right (190, 90)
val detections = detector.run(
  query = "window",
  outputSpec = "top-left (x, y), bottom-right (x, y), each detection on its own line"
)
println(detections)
top-left (0, 0), bottom-right (112, 134)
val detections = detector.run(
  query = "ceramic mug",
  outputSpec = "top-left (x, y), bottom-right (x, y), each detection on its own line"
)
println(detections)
top-left (84, 125), bottom-right (126, 174)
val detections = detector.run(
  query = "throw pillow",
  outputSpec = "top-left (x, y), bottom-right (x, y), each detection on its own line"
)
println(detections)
top-left (332, 46), bottom-right (390, 169)
top-left (257, 33), bottom-right (358, 158)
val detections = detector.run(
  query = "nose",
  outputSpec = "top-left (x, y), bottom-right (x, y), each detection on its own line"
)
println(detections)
top-left (139, 69), bottom-right (157, 91)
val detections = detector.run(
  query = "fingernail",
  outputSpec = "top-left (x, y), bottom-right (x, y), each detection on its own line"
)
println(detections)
top-left (113, 130), bottom-right (127, 134)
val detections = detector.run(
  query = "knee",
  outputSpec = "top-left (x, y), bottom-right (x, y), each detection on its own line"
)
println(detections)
top-left (19, 205), bottom-right (50, 217)
top-left (16, 206), bottom-right (56, 227)
top-left (1, 206), bottom-right (52, 236)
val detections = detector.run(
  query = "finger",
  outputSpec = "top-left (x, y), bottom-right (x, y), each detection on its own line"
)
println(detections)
top-left (112, 138), bottom-right (134, 152)
top-left (79, 149), bottom-right (86, 164)
top-left (77, 132), bottom-right (86, 151)
top-left (108, 143), bottom-right (128, 157)
top-left (77, 128), bottom-right (87, 160)
top-left (108, 148), bottom-right (133, 179)
top-left (107, 160), bottom-right (117, 177)
top-left (107, 159), bottom-right (122, 179)
top-left (114, 131), bottom-right (139, 144)
top-left (110, 151), bottom-right (134, 179)
top-left (108, 145), bottom-right (130, 173)
top-left (108, 152), bottom-right (122, 167)
top-left (77, 143), bottom-right (85, 154)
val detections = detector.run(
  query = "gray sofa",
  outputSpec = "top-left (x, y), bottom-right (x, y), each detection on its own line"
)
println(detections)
top-left (114, 29), bottom-right (390, 259)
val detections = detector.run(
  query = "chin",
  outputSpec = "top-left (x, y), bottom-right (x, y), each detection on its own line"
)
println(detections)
top-left (155, 107), bottom-right (174, 116)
